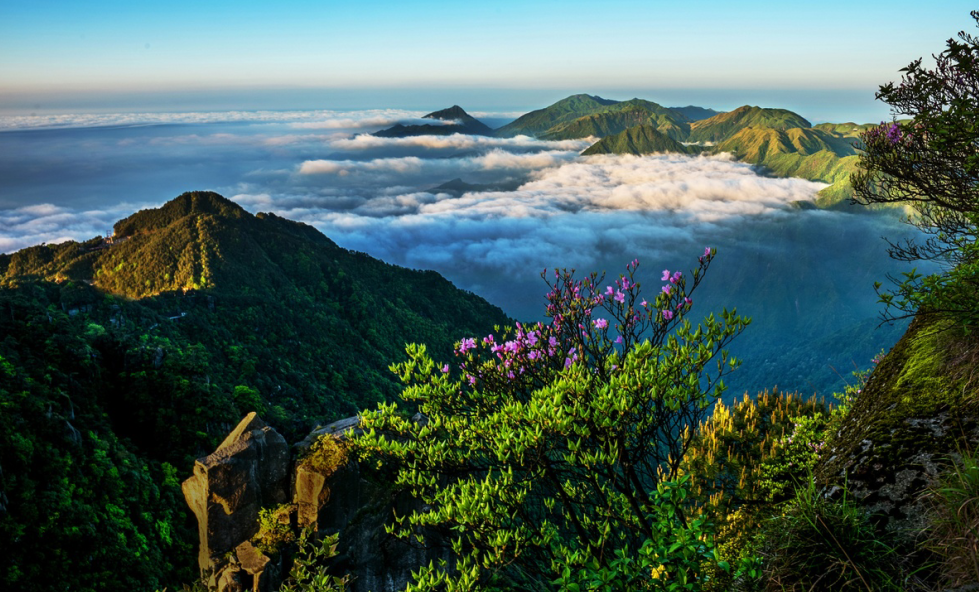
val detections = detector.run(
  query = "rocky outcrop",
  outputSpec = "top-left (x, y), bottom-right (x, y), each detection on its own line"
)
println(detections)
top-left (818, 317), bottom-right (979, 538)
top-left (182, 412), bottom-right (290, 589)
top-left (185, 413), bottom-right (444, 592)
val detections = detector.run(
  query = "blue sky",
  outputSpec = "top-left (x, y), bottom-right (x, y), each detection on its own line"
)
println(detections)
top-left (0, 0), bottom-right (975, 116)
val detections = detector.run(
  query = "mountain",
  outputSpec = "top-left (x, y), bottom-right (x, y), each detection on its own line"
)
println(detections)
top-left (688, 105), bottom-right (812, 143)
top-left (670, 105), bottom-right (722, 121)
top-left (494, 94), bottom-right (619, 137)
top-left (581, 124), bottom-right (690, 156)
top-left (427, 177), bottom-right (523, 197)
top-left (813, 122), bottom-right (876, 138)
top-left (373, 105), bottom-right (493, 137)
top-left (713, 126), bottom-right (860, 205)
top-left (0, 191), bottom-right (511, 590)
top-left (540, 98), bottom-right (691, 142)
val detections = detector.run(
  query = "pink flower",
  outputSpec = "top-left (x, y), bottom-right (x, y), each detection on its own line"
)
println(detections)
top-left (458, 337), bottom-right (477, 353)
top-left (441, 364), bottom-right (449, 374)
top-left (661, 269), bottom-right (671, 281)
top-left (614, 291), bottom-right (625, 304)
top-left (662, 285), bottom-right (671, 295)
top-left (641, 299), bottom-right (648, 307)
top-left (594, 318), bottom-right (608, 329)
top-left (615, 335), bottom-right (623, 344)
top-left (662, 309), bottom-right (674, 321)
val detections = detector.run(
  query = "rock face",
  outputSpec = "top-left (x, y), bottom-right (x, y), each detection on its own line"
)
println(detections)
top-left (182, 412), bottom-right (290, 588)
top-left (818, 317), bottom-right (979, 537)
top-left (185, 413), bottom-right (445, 592)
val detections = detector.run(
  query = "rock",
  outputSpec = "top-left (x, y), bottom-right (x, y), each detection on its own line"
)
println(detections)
top-left (182, 412), bottom-right (290, 573)
top-left (818, 317), bottom-right (979, 538)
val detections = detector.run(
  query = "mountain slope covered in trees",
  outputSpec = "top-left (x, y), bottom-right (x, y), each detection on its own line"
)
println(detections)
top-left (0, 191), bottom-right (510, 591)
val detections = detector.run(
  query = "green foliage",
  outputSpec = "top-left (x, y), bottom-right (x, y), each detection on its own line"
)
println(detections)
top-left (920, 450), bottom-right (979, 588)
top-left (852, 11), bottom-right (979, 329)
top-left (279, 527), bottom-right (351, 592)
top-left (253, 505), bottom-right (296, 555)
top-left (541, 99), bottom-right (691, 142)
top-left (758, 477), bottom-right (905, 592)
top-left (550, 477), bottom-right (728, 592)
top-left (354, 255), bottom-right (749, 590)
top-left (300, 434), bottom-right (349, 477)
top-left (0, 192), bottom-right (510, 591)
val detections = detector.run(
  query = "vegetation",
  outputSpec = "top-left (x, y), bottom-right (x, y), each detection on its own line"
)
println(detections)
top-left (686, 106), bottom-right (812, 144)
top-left (495, 93), bottom-right (620, 137)
top-left (541, 99), bottom-right (691, 141)
top-left (853, 11), bottom-right (979, 328)
top-left (0, 192), bottom-right (510, 591)
top-left (582, 124), bottom-right (691, 156)
top-left (353, 252), bottom-right (750, 589)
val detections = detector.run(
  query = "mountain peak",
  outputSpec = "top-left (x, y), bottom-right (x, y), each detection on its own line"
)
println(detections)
top-left (114, 191), bottom-right (247, 237)
top-left (424, 105), bottom-right (470, 121)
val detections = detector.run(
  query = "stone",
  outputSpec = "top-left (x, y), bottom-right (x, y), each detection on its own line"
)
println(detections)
top-left (182, 412), bottom-right (290, 573)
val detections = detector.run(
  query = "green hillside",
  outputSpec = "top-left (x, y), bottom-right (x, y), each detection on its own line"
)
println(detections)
top-left (495, 93), bottom-right (618, 137)
top-left (0, 191), bottom-right (510, 590)
top-left (813, 121), bottom-right (876, 138)
top-left (540, 98), bottom-right (691, 141)
top-left (688, 105), bottom-right (812, 143)
top-left (713, 126), bottom-right (859, 205)
top-left (581, 124), bottom-right (690, 156)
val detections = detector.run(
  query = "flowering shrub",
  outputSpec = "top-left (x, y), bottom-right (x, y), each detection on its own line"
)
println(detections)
top-left (852, 11), bottom-right (979, 329)
top-left (352, 250), bottom-right (749, 590)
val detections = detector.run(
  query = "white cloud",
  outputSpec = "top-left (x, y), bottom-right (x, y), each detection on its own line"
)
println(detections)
top-left (329, 133), bottom-right (592, 152)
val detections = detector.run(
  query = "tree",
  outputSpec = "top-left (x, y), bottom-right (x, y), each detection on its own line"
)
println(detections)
top-left (852, 11), bottom-right (979, 326)
top-left (353, 251), bottom-right (749, 590)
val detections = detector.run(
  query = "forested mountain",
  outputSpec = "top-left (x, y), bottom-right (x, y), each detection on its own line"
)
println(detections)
top-left (581, 123), bottom-right (691, 155)
top-left (494, 93), bottom-right (619, 136)
top-left (687, 105), bottom-right (813, 143)
top-left (539, 98), bottom-right (691, 141)
top-left (0, 191), bottom-right (510, 591)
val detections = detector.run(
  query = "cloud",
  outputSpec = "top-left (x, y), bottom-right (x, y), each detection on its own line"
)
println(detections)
top-left (0, 202), bottom-right (152, 254)
top-left (329, 133), bottom-right (592, 152)
top-left (0, 108), bottom-right (433, 131)
top-left (298, 148), bottom-right (583, 177)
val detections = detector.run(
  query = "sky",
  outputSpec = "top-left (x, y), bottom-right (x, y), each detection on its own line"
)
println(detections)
top-left (0, 1), bottom-right (975, 118)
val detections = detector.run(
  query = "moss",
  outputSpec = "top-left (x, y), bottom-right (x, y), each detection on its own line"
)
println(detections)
top-left (298, 434), bottom-right (349, 477)
top-left (818, 315), bottom-right (979, 512)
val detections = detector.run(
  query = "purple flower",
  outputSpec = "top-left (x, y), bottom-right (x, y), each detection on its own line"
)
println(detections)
top-left (641, 299), bottom-right (648, 307)
top-left (661, 269), bottom-right (671, 281)
top-left (671, 271), bottom-right (682, 284)
top-left (605, 285), bottom-right (615, 297)
top-left (441, 364), bottom-right (450, 374)
top-left (662, 309), bottom-right (674, 321)
top-left (594, 318), bottom-right (608, 329)
top-left (615, 335), bottom-right (623, 344)
top-left (886, 122), bottom-right (901, 144)
top-left (662, 285), bottom-right (672, 295)
top-left (614, 291), bottom-right (625, 304)
top-left (467, 374), bottom-right (476, 386)
top-left (458, 337), bottom-right (477, 354)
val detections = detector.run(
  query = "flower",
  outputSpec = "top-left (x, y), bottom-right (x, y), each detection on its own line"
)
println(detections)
top-left (441, 364), bottom-right (449, 374)
top-left (458, 337), bottom-right (477, 354)
top-left (615, 335), bottom-right (623, 344)
top-left (662, 309), bottom-right (674, 321)
top-left (614, 291), bottom-right (625, 304)
top-left (594, 318), bottom-right (608, 329)
top-left (661, 269), bottom-right (671, 281)
top-left (662, 285), bottom-right (672, 295)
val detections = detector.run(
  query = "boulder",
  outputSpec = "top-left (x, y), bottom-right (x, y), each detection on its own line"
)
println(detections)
top-left (182, 412), bottom-right (289, 573)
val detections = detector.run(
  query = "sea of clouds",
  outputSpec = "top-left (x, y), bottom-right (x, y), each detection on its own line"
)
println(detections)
top-left (0, 109), bottom-right (913, 394)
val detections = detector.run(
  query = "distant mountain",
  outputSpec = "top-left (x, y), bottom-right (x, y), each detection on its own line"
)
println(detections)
top-left (428, 177), bottom-right (524, 197)
top-left (540, 99), bottom-right (691, 142)
top-left (713, 126), bottom-right (860, 206)
top-left (495, 94), bottom-right (618, 137)
top-left (688, 105), bottom-right (812, 143)
top-left (670, 105), bottom-right (722, 121)
top-left (373, 105), bottom-right (493, 137)
top-left (812, 122), bottom-right (875, 139)
top-left (581, 124), bottom-right (690, 156)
